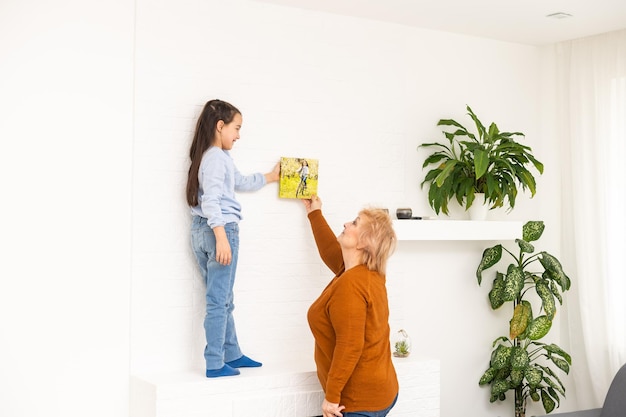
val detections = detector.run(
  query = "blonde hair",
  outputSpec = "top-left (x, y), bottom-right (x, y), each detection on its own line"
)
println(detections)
top-left (357, 208), bottom-right (396, 275)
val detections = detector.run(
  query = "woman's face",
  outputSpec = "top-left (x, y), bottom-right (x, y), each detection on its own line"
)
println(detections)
top-left (338, 216), bottom-right (363, 249)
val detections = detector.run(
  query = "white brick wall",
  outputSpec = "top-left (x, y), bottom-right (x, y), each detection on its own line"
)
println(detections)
top-left (129, 2), bottom-right (555, 417)
top-left (131, 357), bottom-right (439, 417)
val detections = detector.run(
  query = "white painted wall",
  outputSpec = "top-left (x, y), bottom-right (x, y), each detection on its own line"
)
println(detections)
top-left (0, 1), bottom-right (133, 417)
top-left (1, 0), bottom-right (564, 416)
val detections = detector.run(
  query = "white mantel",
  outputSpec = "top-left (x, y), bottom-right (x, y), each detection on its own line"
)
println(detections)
top-left (393, 220), bottom-right (523, 241)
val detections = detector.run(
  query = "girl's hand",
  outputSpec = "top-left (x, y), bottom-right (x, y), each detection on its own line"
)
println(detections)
top-left (213, 226), bottom-right (232, 265)
top-left (322, 399), bottom-right (345, 417)
top-left (264, 162), bottom-right (280, 183)
top-left (302, 195), bottom-right (322, 214)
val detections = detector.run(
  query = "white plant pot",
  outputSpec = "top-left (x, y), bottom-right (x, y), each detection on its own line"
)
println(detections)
top-left (467, 193), bottom-right (489, 220)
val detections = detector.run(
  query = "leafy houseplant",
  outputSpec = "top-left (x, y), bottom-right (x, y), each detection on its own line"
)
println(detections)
top-left (476, 221), bottom-right (572, 417)
top-left (419, 105), bottom-right (544, 215)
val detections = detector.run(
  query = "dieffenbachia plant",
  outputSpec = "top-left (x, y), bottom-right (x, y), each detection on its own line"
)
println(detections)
top-left (476, 221), bottom-right (572, 417)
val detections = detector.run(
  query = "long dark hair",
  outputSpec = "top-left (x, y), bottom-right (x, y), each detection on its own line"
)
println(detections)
top-left (186, 99), bottom-right (241, 207)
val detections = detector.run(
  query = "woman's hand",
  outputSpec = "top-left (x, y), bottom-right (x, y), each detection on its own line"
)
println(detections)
top-left (302, 194), bottom-right (322, 214)
top-left (322, 399), bottom-right (345, 417)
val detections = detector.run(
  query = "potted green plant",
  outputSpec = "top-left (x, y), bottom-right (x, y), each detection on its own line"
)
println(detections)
top-left (419, 105), bottom-right (544, 216)
top-left (393, 329), bottom-right (411, 358)
top-left (476, 220), bottom-right (572, 417)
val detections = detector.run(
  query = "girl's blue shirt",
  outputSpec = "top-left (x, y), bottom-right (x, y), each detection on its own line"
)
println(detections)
top-left (191, 147), bottom-right (266, 228)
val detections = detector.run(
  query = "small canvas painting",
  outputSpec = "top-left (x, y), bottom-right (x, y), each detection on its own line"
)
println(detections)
top-left (279, 157), bottom-right (319, 199)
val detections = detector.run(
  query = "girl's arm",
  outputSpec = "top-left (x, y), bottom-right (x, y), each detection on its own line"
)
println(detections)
top-left (264, 162), bottom-right (280, 183)
top-left (212, 226), bottom-right (232, 266)
top-left (234, 162), bottom-right (280, 191)
top-left (200, 150), bottom-right (232, 265)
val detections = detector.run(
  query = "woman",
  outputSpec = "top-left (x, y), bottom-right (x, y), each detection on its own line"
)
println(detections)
top-left (303, 195), bottom-right (399, 417)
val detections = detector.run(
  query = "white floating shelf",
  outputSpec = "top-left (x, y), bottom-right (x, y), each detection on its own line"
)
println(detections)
top-left (393, 220), bottom-right (523, 241)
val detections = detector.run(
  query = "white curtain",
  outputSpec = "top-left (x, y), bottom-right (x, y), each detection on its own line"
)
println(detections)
top-left (557, 29), bottom-right (626, 408)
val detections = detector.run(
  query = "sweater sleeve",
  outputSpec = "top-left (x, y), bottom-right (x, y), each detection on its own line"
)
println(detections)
top-left (199, 150), bottom-right (227, 228)
top-left (324, 269), bottom-right (368, 403)
top-left (233, 164), bottom-right (266, 192)
top-left (307, 210), bottom-right (345, 275)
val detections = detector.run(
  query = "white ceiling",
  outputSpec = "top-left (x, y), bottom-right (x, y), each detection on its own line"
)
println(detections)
top-left (253, 0), bottom-right (626, 45)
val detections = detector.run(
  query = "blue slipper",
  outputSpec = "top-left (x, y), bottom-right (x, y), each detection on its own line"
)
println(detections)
top-left (226, 355), bottom-right (262, 368)
top-left (205, 364), bottom-right (240, 378)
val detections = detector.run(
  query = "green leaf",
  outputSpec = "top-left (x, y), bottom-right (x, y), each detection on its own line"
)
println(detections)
top-left (510, 368), bottom-right (524, 386)
top-left (466, 105), bottom-right (487, 140)
top-left (510, 302), bottom-right (531, 339)
top-left (550, 357), bottom-right (571, 374)
top-left (523, 221), bottom-right (545, 242)
top-left (491, 379), bottom-right (510, 397)
top-left (528, 154), bottom-right (544, 174)
top-left (517, 300), bottom-right (534, 339)
top-left (545, 374), bottom-right (566, 396)
top-left (536, 280), bottom-right (556, 319)
top-left (421, 168), bottom-right (442, 184)
top-left (474, 148), bottom-right (489, 179)
top-left (476, 244), bottom-right (502, 284)
top-left (541, 389), bottom-right (556, 413)
top-left (495, 367), bottom-right (512, 381)
top-left (479, 367), bottom-right (497, 385)
top-left (465, 189), bottom-right (476, 209)
top-left (491, 345), bottom-right (512, 369)
top-left (538, 365), bottom-right (567, 400)
top-left (516, 238), bottom-right (534, 254)
top-left (518, 169), bottom-right (537, 196)
top-left (540, 252), bottom-right (571, 291)
top-left (486, 122), bottom-right (500, 141)
top-left (526, 316), bottom-right (552, 340)
top-left (488, 272), bottom-right (506, 309)
top-left (502, 266), bottom-right (525, 301)
top-left (437, 118), bottom-right (468, 131)
top-left (434, 160), bottom-right (458, 187)
top-left (525, 367), bottom-right (543, 388)
top-left (550, 280), bottom-right (563, 304)
top-left (547, 386), bottom-right (562, 408)
top-left (544, 344), bottom-right (572, 365)
top-left (510, 346), bottom-right (530, 370)
top-left (491, 336), bottom-right (510, 348)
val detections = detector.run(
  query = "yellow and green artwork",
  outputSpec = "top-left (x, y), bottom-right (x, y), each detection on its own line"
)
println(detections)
top-left (279, 157), bottom-right (319, 199)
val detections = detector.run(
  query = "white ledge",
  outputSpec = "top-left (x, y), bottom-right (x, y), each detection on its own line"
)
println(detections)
top-left (130, 357), bottom-right (440, 417)
top-left (393, 220), bottom-right (523, 241)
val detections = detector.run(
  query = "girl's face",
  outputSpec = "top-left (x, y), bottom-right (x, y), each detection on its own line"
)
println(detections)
top-left (215, 112), bottom-right (242, 150)
top-left (338, 216), bottom-right (363, 250)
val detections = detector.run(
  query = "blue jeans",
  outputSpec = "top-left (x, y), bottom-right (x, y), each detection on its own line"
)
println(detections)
top-left (191, 217), bottom-right (243, 370)
top-left (342, 394), bottom-right (398, 417)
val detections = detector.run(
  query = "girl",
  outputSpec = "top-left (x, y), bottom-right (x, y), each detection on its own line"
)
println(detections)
top-left (296, 159), bottom-right (309, 187)
top-left (186, 99), bottom-right (280, 378)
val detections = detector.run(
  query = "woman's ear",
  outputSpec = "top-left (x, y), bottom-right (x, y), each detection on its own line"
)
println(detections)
top-left (216, 120), bottom-right (224, 133)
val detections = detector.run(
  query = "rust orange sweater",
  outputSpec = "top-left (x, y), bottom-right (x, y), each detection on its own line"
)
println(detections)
top-left (306, 210), bottom-right (398, 411)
